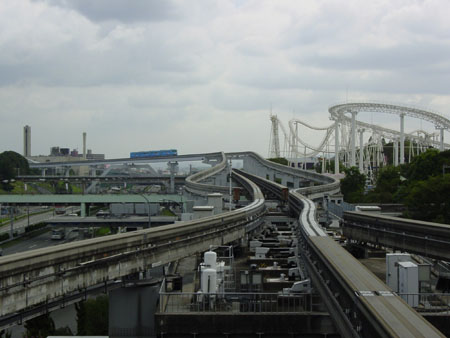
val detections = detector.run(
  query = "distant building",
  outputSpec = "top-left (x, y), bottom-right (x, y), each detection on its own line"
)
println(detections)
top-left (23, 125), bottom-right (31, 157)
top-left (287, 156), bottom-right (319, 170)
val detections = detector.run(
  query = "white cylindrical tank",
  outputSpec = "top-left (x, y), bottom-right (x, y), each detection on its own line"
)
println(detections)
top-left (201, 268), bottom-right (217, 294)
top-left (204, 251), bottom-right (217, 269)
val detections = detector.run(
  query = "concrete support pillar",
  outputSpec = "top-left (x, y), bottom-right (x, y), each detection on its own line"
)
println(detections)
top-left (81, 202), bottom-right (86, 217)
top-left (168, 161), bottom-right (178, 193)
top-left (322, 153), bottom-right (325, 174)
top-left (334, 120), bottom-right (339, 174)
top-left (359, 129), bottom-right (364, 173)
top-left (439, 127), bottom-right (445, 151)
top-left (394, 140), bottom-right (399, 166)
top-left (351, 111), bottom-right (357, 167)
top-left (400, 114), bottom-right (405, 164)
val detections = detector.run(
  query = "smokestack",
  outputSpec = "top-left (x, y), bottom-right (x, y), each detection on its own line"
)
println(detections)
top-left (23, 125), bottom-right (31, 157)
top-left (83, 132), bottom-right (87, 159)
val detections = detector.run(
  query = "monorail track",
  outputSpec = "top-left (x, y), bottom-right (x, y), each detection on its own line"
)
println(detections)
top-left (343, 211), bottom-right (450, 261)
top-left (0, 169), bottom-right (265, 324)
top-left (237, 169), bottom-right (444, 338)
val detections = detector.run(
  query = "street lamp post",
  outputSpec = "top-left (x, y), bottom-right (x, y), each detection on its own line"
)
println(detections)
top-left (229, 158), bottom-right (232, 212)
top-left (140, 194), bottom-right (151, 229)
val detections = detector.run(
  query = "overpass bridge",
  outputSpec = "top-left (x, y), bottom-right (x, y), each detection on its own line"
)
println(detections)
top-left (0, 194), bottom-right (183, 217)
top-left (343, 211), bottom-right (450, 261)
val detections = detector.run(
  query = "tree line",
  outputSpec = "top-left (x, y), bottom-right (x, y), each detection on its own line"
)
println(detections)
top-left (340, 149), bottom-right (450, 224)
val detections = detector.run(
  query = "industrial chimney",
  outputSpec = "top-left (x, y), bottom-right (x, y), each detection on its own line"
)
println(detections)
top-left (83, 132), bottom-right (87, 159)
top-left (23, 125), bottom-right (31, 157)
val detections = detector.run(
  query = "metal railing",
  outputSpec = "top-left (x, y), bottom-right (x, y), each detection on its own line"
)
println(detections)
top-left (326, 200), bottom-right (355, 218)
top-left (159, 292), bottom-right (320, 314)
top-left (398, 293), bottom-right (450, 314)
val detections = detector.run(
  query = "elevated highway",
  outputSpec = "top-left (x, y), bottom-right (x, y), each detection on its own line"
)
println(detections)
top-left (343, 211), bottom-right (450, 261)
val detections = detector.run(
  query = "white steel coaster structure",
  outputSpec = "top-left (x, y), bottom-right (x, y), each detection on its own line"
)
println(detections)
top-left (268, 102), bottom-right (450, 176)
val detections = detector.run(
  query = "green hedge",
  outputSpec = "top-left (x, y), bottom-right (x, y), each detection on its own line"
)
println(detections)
top-left (25, 222), bottom-right (47, 233)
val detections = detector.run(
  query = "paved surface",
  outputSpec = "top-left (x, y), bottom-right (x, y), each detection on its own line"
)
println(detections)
top-left (2, 227), bottom-right (80, 256)
top-left (0, 210), bottom-right (56, 236)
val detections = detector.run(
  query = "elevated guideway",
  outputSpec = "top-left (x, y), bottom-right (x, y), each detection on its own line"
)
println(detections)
top-left (343, 211), bottom-right (450, 261)
top-left (228, 151), bottom-right (340, 198)
top-left (17, 175), bottom-right (187, 184)
top-left (28, 152), bottom-right (222, 169)
top-left (238, 169), bottom-right (443, 337)
top-left (0, 152), bottom-right (265, 328)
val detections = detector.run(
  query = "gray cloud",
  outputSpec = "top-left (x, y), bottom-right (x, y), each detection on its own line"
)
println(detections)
top-left (1, 0), bottom-right (449, 158)
top-left (36, 0), bottom-right (180, 23)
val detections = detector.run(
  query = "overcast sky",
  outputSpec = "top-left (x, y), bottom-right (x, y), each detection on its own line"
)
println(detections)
top-left (1, 0), bottom-right (449, 158)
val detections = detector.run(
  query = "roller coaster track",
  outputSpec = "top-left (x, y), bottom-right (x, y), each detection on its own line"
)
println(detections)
top-left (270, 102), bottom-right (450, 158)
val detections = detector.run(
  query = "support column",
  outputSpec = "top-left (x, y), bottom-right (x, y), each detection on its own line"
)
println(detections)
top-left (359, 129), bottom-right (364, 173)
top-left (334, 120), bottom-right (339, 174)
top-left (81, 202), bottom-right (86, 218)
top-left (394, 140), bottom-right (399, 166)
top-left (351, 111), bottom-right (357, 167)
top-left (168, 161), bottom-right (178, 194)
top-left (322, 152), bottom-right (325, 174)
top-left (439, 127), bottom-right (445, 151)
top-left (400, 113), bottom-right (405, 164)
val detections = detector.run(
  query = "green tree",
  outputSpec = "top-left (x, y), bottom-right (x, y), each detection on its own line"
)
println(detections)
top-left (0, 329), bottom-right (12, 338)
top-left (405, 149), bottom-right (450, 181)
top-left (365, 166), bottom-right (402, 203)
top-left (24, 313), bottom-right (55, 338)
top-left (405, 174), bottom-right (450, 223)
top-left (76, 296), bottom-right (109, 335)
top-left (340, 167), bottom-right (366, 203)
top-left (0, 151), bottom-right (31, 191)
top-left (268, 157), bottom-right (288, 166)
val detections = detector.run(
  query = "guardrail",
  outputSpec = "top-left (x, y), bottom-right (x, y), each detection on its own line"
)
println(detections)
top-left (398, 293), bottom-right (450, 314)
top-left (159, 292), bottom-right (321, 313)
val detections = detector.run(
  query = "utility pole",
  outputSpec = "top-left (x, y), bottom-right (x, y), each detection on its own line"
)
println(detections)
top-left (229, 158), bottom-right (232, 212)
